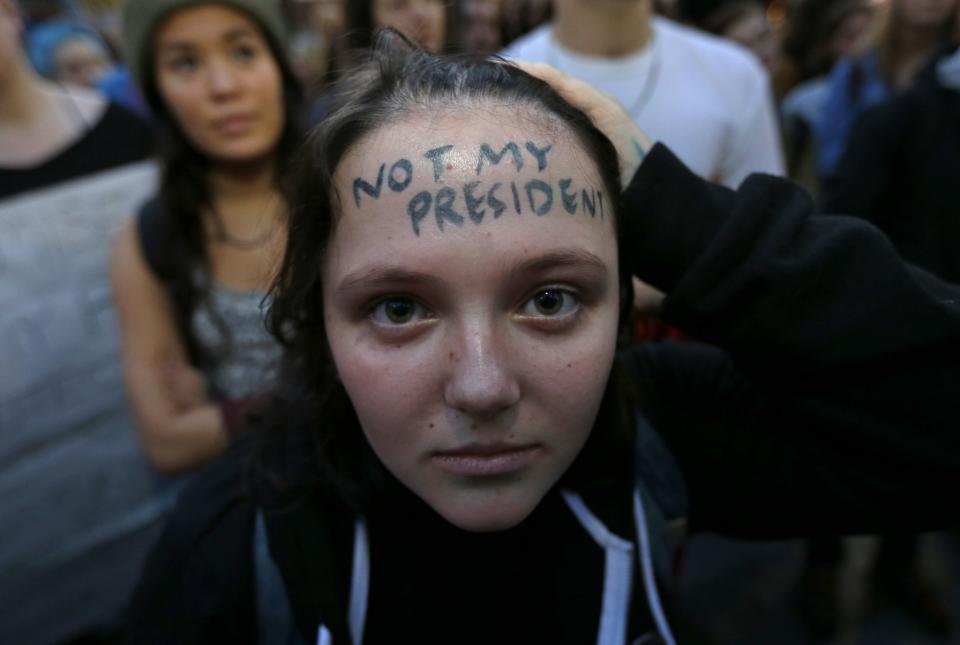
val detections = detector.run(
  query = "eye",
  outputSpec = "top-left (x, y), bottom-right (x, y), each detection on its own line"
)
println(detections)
top-left (166, 55), bottom-right (198, 73)
top-left (370, 297), bottom-right (430, 326)
top-left (521, 288), bottom-right (579, 318)
top-left (232, 43), bottom-right (259, 62)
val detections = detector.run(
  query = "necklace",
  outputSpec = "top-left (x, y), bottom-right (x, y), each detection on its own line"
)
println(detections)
top-left (545, 29), bottom-right (662, 119)
top-left (208, 200), bottom-right (280, 250)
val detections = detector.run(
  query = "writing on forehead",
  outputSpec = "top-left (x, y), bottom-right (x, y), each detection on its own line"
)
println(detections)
top-left (352, 140), bottom-right (555, 209)
top-left (352, 141), bottom-right (604, 236)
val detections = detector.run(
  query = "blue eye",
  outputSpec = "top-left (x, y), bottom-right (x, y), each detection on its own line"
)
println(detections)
top-left (371, 297), bottom-right (429, 325)
top-left (521, 289), bottom-right (579, 317)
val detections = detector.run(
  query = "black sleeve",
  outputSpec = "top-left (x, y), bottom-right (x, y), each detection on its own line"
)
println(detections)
top-left (126, 448), bottom-right (258, 644)
top-left (620, 144), bottom-right (960, 539)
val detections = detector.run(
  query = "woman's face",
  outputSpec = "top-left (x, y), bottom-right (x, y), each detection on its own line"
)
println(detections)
top-left (372, 0), bottom-right (447, 53)
top-left (153, 5), bottom-right (284, 164)
top-left (323, 110), bottom-right (621, 532)
top-left (828, 9), bottom-right (872, 63)
top-left (722, 7), bottom-right (778, 73)
top-left (311, 0), bottom-right (347, 41)
top-left (894, 0), bottom-right (956, 29)
top-left (54, 36), bottom-right (112, 88)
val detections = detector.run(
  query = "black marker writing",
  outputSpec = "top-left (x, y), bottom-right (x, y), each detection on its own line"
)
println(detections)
top-left (435, 186), bottom-right (465, 231)
top-left (559, 178), bottom-right (578, 215)
top-left (476, 142), bottom-right (524, 175)
top-left (511, 183), bottom-right (522, 214)
top-left (353, 163), bottom-right (385, 208)
top-left (581, 189), bottom-right (597, 217)
top-left (487, 183), bottom-right (506, 218)
top-left (388, 159), bottom-right (414, 193)
top-left (464, 181), bottom-right (486, 224)
top-left (408, 191), bottom-right (432, 236)
top-left (525, 142), bottom-right (553, 172)
top-left (525, 179), bottom-right (553, 216)
top-left (424, 145), bottom-right (455, 182)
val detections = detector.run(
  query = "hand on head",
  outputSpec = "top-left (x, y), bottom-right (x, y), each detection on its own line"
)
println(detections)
top-left (513, 61), bottom-right (653, 189)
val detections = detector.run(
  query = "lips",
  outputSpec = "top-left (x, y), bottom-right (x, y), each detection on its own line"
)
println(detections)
top-left (432, 443), bottom-right (541, 477)
top-left (212, 114), bottom-right (255, 135)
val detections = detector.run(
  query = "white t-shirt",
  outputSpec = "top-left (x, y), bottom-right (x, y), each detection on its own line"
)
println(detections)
top-left (502, 17), bottom-right (785, 188)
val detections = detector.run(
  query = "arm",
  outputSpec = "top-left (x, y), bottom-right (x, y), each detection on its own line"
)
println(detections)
top-left (521, 62), bottom-right (959, 535)
top-left (111, 221), bottom-right (229, 473)
top-left (623, 145), bottom-right (960, 537)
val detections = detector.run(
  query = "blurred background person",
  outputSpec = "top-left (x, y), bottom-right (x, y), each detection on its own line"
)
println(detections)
top-left (682, 0), bottom-right (780, 75)
top-left (453, 0), bottom-right (503, 54)
top-left (309, 0), bottom-right (449, 120)
top-left (345, 0), bottom-right (449, 53)
top-left (817, 0), bottom-right (957, 181)
top-left (0, 0), bottom-right (165, 642)
top-left (112, 0), bottom-right (305, 474)
top-left (27, 18), bottom-right (113, 88)
top-left (824, 15), bottom-right (960, 304)
top-left (779, 0), bottom-right (875, 190)
top-left (500, 0), bottom-right (551, 47)
top-left (285, 0), bottom-right (346, 95)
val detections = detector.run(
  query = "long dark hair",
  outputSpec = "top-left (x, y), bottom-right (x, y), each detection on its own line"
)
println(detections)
top-left (138, 8), bottom-right (305, 369)
top-left (255, 30), bottom-right (637, 512)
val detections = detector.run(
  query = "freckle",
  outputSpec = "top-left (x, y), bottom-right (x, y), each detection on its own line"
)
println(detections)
top-left (449, 352), bottom-right (455, 361)
top-left (429, 423), bottom-right (434, 428)
top-left (567, 363), bottom-right (572, 368)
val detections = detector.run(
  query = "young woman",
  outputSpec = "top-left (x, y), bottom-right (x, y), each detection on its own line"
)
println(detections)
top-left (817, 0), bottom-right (957, 178)
top-left (111, 0), bottom-right (303, 473)
top-left (128, 35), bottom-right (960, 644)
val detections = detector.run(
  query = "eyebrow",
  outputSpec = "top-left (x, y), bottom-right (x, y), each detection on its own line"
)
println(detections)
top-left (507, 248), bottom-right (609, 279)
top-left (337, 267), bottom-right (444, 295)
top-left (336, 248), bottom-right (608, 295)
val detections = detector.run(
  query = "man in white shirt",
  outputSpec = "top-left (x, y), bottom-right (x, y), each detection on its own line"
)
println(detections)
top-left (501, 0), bottom-right (784, 188)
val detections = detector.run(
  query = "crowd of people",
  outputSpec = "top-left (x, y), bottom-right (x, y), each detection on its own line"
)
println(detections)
top-left (1, 0), bottom-right (958, 643)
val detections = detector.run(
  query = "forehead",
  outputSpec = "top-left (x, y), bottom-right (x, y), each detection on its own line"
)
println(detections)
top-left (327, 109), bottom-right (616, 281)
top-left (154, 4), bottom-right (260, 45)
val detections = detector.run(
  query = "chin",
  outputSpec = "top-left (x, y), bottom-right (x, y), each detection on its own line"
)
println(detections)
top-left (429, 490), bottom-right (545, 533)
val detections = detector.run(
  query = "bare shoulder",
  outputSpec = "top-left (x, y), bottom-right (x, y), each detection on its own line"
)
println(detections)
top-left (110, 217), bottom-right (153, 290)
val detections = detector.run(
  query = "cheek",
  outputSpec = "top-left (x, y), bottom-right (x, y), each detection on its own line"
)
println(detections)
top-left (326, 325), bottom-right (440, 454)
top-left (158, 80), bottom-right (205, 138)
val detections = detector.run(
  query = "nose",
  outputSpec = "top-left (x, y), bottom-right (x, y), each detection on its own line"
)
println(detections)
top-left (443, 320), bottom-right (520, 420)
top-left (207, 57), bottom-right (240, 98)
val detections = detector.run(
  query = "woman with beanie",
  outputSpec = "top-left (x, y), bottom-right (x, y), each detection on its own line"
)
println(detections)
top-left (111, 0), bottom-right (304, 473)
